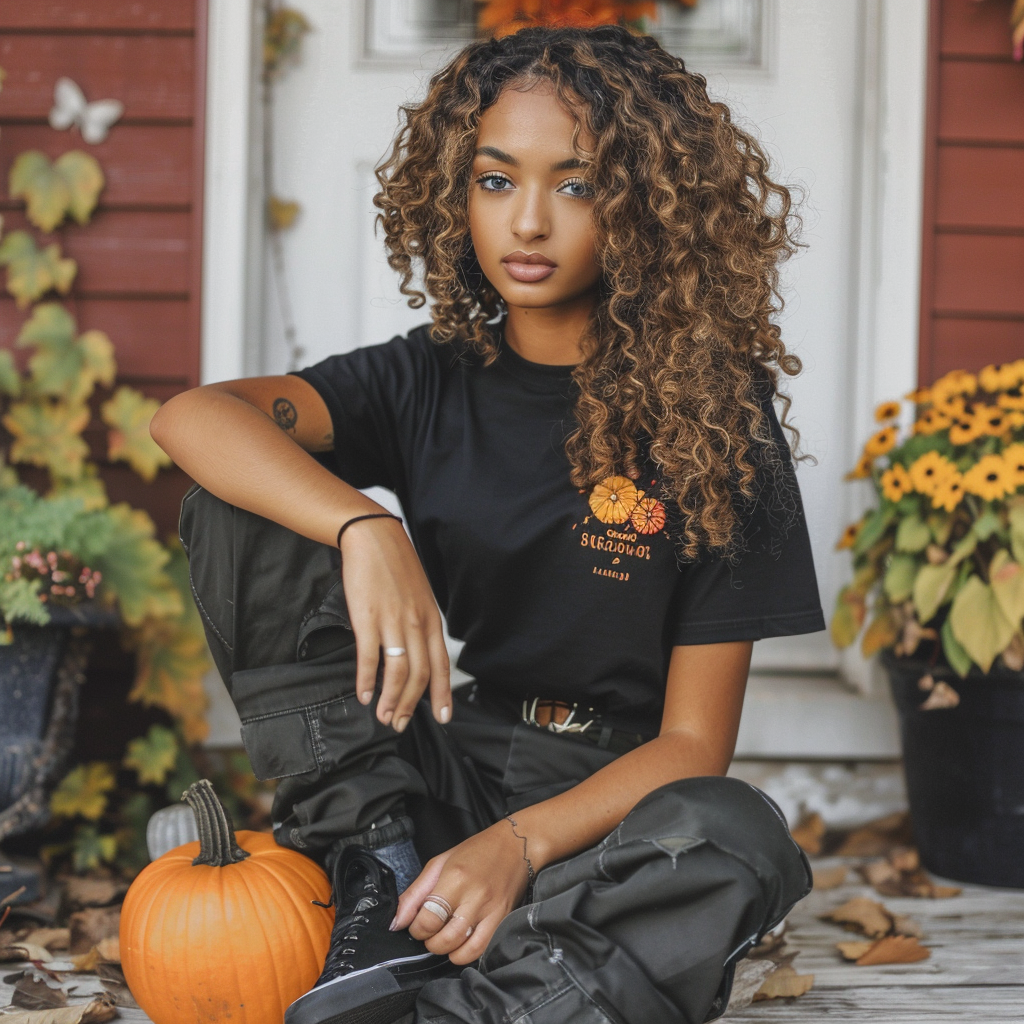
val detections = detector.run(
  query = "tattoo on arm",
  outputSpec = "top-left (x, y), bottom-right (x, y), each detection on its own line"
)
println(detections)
top-left (273, 398), bottom-right (298, 432)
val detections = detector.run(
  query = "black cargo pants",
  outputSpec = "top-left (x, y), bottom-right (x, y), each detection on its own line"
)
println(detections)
top-left (179, 486), bottom-right (812, 1024)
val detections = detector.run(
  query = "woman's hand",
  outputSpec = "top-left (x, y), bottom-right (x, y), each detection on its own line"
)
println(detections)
top-left (391, 822), bottom-right (531, 965)
top-left (340, 517), bottom-right (451, 730)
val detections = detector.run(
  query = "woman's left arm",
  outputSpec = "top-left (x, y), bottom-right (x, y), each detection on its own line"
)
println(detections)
top-left (395, 639), bottom-right (753, 963)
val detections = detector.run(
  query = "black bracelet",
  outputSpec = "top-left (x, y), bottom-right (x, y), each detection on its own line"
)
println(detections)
top-left (336, 512), bottom-right (403, 548)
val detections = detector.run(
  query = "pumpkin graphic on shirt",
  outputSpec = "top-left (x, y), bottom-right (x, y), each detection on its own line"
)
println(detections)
top-left (630, 495), bottom-right (667, 534)
top-left (587, 475), bottom-right (639, 524)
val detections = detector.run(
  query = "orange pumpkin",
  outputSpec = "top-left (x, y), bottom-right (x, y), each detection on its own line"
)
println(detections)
top-left (121, 780), bottom-right (334, 1024)
top-left (630, 496), bottom-right (666, 535)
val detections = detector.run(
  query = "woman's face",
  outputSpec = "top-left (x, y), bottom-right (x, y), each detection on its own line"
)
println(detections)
top-left (468, 80), bottom-right (602, 315)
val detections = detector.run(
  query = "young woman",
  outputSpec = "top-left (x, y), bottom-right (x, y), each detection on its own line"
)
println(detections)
top-left (152, 24), bottom-right (824, 1024)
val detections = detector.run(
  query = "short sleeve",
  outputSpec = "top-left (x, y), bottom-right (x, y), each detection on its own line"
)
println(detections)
top-left (290, 327), bottom-right (437, 493)
top-left (670, 396), bottom-right (826, 645)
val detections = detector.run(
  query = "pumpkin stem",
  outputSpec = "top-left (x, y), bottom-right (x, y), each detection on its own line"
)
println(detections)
top-left (182, 779), bottom-right (250, 867)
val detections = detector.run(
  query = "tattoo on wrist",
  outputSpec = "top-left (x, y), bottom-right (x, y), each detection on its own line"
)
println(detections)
top-left (505, 814), bottom-right (536, 894)
top-left (273, 397), bottom-right (297, 431)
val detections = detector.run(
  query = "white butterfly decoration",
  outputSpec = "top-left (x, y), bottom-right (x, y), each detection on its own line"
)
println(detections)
top-left (48, 77), bottom-right (124, 145)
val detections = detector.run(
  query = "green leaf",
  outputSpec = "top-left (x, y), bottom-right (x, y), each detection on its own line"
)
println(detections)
top-left (928, 512), bottom-right (953, 546)
top-left (50, 763), bottom-right (115, 820)
top-left (949, 530), bottom-right (979, 567)
top-left (9, 151), bottom-right (70, 232)
top-left (1010, 503), bottom-right (1024, 565)
top-left (0, 348), bottom-right (20, 397)
top-left (123, 724), bottom-right (179, 785)
top-left (990, 549), bottom-right (1024, 627)
top-left (2, 399), bottom-right (91, 479)
top-left (973, 508), bottom-right (1004, 542)
top-left (884, 554), bottom-right (918, 602)
top-left (96, 503), bottom-right (179, 626)
top-left (48, 463), bottom-right (109, 511)
top-left (71, 825), bottom-right (118, 874)
top-left (0, 575), bottom-right (48, 625)
top-left (9, 150), bottom-right (104, 231)
top-left (0, 230), bottom-right (77, 307)
top-left (913, 561), bottom-right (958, 624)
top-left (853, 506), bottom-right (895, 557)
top-left (941, 615), bottom-right (973, 678)
top-left (896, 514), bottom-right (931, 553)
top-left (950, 576), bottom-right (1016, 673)
top-left (101, 386), bottom-right (171, 482)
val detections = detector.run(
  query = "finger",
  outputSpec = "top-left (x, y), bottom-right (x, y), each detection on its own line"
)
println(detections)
top-left (446, 910), bottom-right (503, 965)
top-left (423, 911), bottom-right (478, 956)
top-left (393, 855), bottom-right (446, 931)
top-left (391, 627), bottom-right (431, 734)
top-left (376, 628), bottom-right (410, 726)
top-left (409, 896), bottom-right (458, 941)
top-left (352, 617), bottom-right (381, 706)
top-left (426, 628), bottom-right (452, 724)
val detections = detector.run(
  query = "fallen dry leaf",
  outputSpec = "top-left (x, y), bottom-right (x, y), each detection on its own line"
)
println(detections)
top-left (70, 936), bottom-right (121, 974)
top-left (0, 995), bottom-right (117, 1024)
top-left (11, 975), bottom-right (68, 1010)
top-left (94, 938), bottom-right (118, 964)
top-left (921, 680), bottom-right (960, 710)
top-left (23, 929), bottom-right (70, 952)
top-left (892, 914), bottom-right (923, 938)
top-left (833, 812), bottom-right (914, 857)
top-left (812, 864), bottom-right (848, 890)
top-left (873, 869), bottom-right (961, 899)
top-left (725, 959), bottom-right (776, 1012)
top-left (855, 934), bottom-right (931, 966)
top-left (822, 897), bottom-right (893, 938)
top-left (96, 960), bottom-right (138, 1008)
top-left (61, 878), bottom-right (126, 910)
top-left (889, 847), bottom-right (920, 873)
top-left (858, 859), bottom-right (899, 888)
top-left (791, 812), bottom-right (826, 856)
top-left (0, 943), bottom-right (53, 963)
top-left (753, 965), bottom-right (814, 1000)
top-left (68, 909), bottom-right (119, 955)
top-left (836, 940), bottom-right (875, 961)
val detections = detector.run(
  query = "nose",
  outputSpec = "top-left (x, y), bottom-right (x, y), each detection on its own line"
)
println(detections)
top-left (510, 184), bottom-right (550, 243)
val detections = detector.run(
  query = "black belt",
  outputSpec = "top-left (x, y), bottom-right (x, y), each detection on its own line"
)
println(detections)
top-left (460, 685), bottom-right (654, 756)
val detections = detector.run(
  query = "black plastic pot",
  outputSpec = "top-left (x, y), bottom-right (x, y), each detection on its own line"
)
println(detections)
top-left (884, 650), bottom-right (1024, 888)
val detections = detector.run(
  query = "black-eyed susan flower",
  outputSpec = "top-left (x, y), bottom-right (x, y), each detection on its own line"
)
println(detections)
top-left (949, 413), bottom-right (984, 446)
top-left (963, 454), bottom-right (1014, 501)
top-left (913, 408), bottom-right (951, 436)
top-left (931, 471), bottom-right (966, 513)
top-left (1003, 443), bottom-right (1024, 490)
top-left (864, 426), bottom-right (899, 457)
top-left (997, 386), bottom-right (1024, 411)
top-left (880, 464), bottom-right (912, 503)
top-left (874, 400), bottom-right (902, 423)
top-left (931, 369), bottom-right (978, 405)
top-left (905, 387), bottom-right (933, 405)
top-left (844, 454), bottom-right (875, 480)
top-left (977, 405), bottom-right (1010, 437)
top-left (908, 451), bottom-right (956, 495)
top-left (836, 522), bottom-right (861, 550)
top-left (979, 363), bottom-right (1019, 393)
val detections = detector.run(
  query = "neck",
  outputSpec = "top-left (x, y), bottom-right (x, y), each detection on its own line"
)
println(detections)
top-left (502, 292), bottom-right (595, 366)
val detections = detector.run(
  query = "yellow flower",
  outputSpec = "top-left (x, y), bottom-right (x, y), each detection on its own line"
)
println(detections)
top-left (880, 464), bottom-right (912, 503)
top-left (913, 408), bottom-right (951, 436)
top-left (863, 426), bottom-right (899, 457)
top-left (962, 454), bottom-right (1015, 501)
top-left (931, 471), bottom-right (966, 513)
top-left (588, 475), bottom-right (639, 524)
top-left (904, 387), bottom-right (932, 405)
top-left (1007, 410), bottom-right (1024, 429)
top-left (979, 362), bottom-right (1020, 393)
top-left (975, 405), bottom-right (1010, 437)
top-left (1003, 443), bottom-right (1024, 490)
top-left (836, 522), bottom-right (861, 550)
top-left (874, 400), bottom-right (902, 423)
top-left (932, 369), bottom-right (978, 404)
top-left (844, 454), bottom-right (875, 480)
top-left (997, 386), bottom-right (1024, 411)
top-left (908, 451), bottom-right (956, 495)
top-left (948, 412), bottom-right (984, 446)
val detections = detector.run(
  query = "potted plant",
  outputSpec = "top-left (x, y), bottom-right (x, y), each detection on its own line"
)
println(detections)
top-left (832, 361), bottom-right (1024, 887)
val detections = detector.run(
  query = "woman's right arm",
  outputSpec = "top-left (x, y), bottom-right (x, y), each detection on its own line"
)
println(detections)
top-left (150, 376), bottom-right (451, 730)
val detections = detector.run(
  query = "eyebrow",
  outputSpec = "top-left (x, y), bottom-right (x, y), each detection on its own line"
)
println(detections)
top-left (473, 145), bottom-right (587, 171)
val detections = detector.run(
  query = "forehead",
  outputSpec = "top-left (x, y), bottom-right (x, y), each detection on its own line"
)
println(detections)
top-left (475, 80), bottom-right (594, 156)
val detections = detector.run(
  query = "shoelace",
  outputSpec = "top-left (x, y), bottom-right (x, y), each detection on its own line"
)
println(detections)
top-left (318, 878), bottom-right (381, 978)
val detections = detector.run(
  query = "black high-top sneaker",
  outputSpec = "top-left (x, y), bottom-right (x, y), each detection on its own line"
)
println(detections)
top-left (286, 845), bottom-right (462, 1024)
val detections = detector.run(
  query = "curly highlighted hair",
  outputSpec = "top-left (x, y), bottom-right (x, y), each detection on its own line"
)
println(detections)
top-left (374, 25), bottom-right (803, 558)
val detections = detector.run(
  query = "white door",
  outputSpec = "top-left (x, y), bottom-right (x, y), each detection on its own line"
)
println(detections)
top-left (205, 0), bottom-right (928, 755)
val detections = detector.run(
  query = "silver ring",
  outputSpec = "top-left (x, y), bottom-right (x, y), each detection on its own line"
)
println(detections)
top-left (422, 895), bottom-right (453, 924)
top-left (384, 646), bottom-right (407, 657)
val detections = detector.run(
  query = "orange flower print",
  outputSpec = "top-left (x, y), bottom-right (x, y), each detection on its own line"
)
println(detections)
top-left (630, 496), bottom-right (666, 534)
top-left (588, 475), bottom-right (639, 524)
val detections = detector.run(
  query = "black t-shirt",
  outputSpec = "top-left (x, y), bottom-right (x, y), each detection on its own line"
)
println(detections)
top-left (294, 322), bottom-right (825, 732)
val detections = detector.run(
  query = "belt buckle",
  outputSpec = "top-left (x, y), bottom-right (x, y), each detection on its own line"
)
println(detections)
top-left (522, 697), bottom-right (596, 735)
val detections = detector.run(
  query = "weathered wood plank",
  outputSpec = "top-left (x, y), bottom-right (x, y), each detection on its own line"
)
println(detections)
top-left (937, 146), bottom-right (1024, 228)
top-left (938, 59), bottom-right (1024, 144)
top-left (0, 0), bottom-right (194, 32)
top-left (941, 0), bottom-right (1020, 57)
top-left (933, 234), bottom-right (1024, 315)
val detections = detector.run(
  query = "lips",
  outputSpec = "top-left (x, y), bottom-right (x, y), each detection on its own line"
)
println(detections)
top-left (501, 251), bottom-right (557, 282)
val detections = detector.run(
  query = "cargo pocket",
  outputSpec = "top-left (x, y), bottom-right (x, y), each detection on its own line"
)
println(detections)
top-left (231, 660), bottom-right (356, 781)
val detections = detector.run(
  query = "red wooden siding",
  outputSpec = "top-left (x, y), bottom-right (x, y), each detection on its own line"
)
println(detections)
top-left (919, 0), bottom-right (1024, 383)
top-left (0, 0), bottom-right (206, 533)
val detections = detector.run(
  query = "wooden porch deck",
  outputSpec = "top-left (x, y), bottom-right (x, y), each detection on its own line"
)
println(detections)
top-left (726, 857), bottom-right (1024, 1023)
